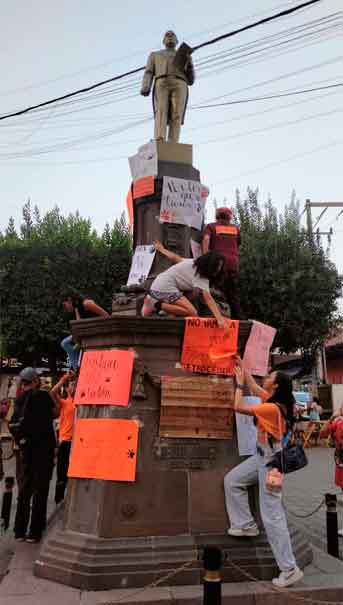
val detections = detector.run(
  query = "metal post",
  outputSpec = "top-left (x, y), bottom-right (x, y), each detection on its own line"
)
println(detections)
top-left (325, 493), bottom-right (339, 558)
top-left (203, 546), bottom-right (222, 605)
top-left (305, 199), bottom-right (313, 237)
top-left (1, 476), bottom-right (15, 531)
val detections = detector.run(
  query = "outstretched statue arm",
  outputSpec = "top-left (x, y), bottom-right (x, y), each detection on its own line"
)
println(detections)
top-left (141, 52), bottom-right (155, 96)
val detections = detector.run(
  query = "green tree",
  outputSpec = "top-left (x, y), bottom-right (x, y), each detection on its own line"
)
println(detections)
top-left (0, 205), bottom-right (132, 371)
top-left (235, 188), bottom-right (342, 353)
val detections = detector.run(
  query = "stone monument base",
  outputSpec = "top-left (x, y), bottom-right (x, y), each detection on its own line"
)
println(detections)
top-left (35, 507), bottom-right (312, 590)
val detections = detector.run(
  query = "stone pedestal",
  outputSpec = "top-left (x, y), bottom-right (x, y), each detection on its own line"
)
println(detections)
top-left (133, 141), bottom-right (202, 281)
top-left (34, 317), bottom-right (312, 590)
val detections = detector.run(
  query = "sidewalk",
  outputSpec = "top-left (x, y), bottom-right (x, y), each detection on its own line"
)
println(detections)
top-left (0, 448), bottom-right (342, 604)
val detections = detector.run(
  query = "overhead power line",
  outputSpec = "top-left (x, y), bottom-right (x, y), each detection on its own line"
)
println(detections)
top-left (0, 0), bottom-right (322, 123)
top-left (193, 83), bottom-right (343, 109)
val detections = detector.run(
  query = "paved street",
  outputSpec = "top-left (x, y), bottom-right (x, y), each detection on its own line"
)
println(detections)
top-left (284, 448), bottom-right (342, 555)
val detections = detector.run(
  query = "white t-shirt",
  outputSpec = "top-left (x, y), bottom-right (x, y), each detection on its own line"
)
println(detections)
top-left (151, 259), bottom-right (210, 294)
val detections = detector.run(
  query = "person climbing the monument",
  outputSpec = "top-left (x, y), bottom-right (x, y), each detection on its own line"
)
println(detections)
top-left (202, 207), bottom-right (241, 319)
top-left (141, 241), bottom-right (229, 331)
top-left (224, 356), bottom-right (304, 588)
top-left (51, 371), bottom-right (76, 504)
top-left (61, 288), bottom-right (109, 370)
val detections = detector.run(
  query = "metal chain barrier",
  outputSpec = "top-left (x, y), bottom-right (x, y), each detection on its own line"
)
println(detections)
top-left (225, 554), bottom-right (343, 605)
top-left (98, 559), bottom-right (195, 604)
top-left (286, 498), bottom-right (326, 519)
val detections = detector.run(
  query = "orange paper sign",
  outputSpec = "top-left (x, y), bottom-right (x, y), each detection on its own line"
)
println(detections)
top-left (75, 349), bottom-right (134, 406)
top-left (181, 317), bottom-right (239, 375)
top-left (126, 188), bottom-right (133, 226)
top-left (133, 176), bottom-right (154, 199)
top-left (68, 418), bottom-right (138, 482)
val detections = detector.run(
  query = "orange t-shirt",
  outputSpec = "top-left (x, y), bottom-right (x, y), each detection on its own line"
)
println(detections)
top-left (59, 396), bottom-right (75, 442)
top-left (250, 389), bottom-right (286, 445)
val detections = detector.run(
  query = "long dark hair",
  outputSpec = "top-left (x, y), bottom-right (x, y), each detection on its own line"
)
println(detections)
top-left (193, 251), bottom-right (226, 279)
top-left (61, 287), bottom-right (85, 304)
top-left (267, 371), bottom-right (295, 428)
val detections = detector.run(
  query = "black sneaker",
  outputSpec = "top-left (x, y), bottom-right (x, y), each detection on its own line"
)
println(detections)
top-left (25, 535), bottom-right (41, 543)
top-left (15, 536), bottom-right (25, 542)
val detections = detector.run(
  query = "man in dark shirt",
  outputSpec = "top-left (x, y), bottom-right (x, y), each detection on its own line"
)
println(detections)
top-left (202, 207), bottom-right (241, 318)
top-left (10, 367), bottom-right (58, 543)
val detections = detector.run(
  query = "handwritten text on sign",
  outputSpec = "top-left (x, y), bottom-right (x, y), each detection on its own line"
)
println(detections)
top-left (127, 245), bottom-right (156, 286)
top-left (243, 320), bottom-right (276, 376)
top-left (68, 418), bottom-right (138, 482)
top-left (181, 317), bottom-right (239, 375)
top-left (160, 177), bottom-right (205, 231)
top-left (74, 349), bottom-right (134, 406)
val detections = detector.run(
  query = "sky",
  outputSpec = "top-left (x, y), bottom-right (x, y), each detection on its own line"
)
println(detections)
top-left (0, 0), bottom-right (342, 269)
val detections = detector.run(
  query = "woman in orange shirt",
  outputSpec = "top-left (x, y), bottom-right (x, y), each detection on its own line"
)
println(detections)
top-left (51, 372), bottom-right (76, 504)
top-left (224, 356), bottom-right (304, 588)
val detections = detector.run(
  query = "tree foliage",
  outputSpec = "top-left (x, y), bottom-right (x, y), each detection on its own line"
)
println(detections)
top-left (235, 188), bottom-right (342, 354)
top-left (0, 203), bottom-right (132, 370)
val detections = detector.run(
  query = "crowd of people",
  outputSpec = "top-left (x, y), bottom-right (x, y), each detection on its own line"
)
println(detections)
top-left (1, 207), bottom-right (343, 590)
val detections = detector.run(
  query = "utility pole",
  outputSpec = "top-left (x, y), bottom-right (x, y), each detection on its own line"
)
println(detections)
top-left (305, 198), bottom-right (313, 236)
top-left (303, 200), bottom-right (343, 386)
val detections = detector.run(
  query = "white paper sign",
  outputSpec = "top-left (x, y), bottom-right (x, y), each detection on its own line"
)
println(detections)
top-left (127, 245), bottom-right (156, 286)
top-left (235, 396), bottom-right (261, 457)
top-left (129, 141), bottom-right (158, 181)
top-left (160, 176), bottom-right (205, 231)
top-left (190, 239), bottom-right (202, 259)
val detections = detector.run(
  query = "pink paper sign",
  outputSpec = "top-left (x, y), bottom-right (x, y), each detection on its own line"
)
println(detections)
top-left (243, 321), bottom-right (276, 377)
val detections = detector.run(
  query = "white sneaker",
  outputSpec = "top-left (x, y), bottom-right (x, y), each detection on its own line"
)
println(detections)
top-left (227, 526), bottom-right (260, 537)
top-left (272, 567), bottom-right (304, 588)
top-left (338, 528), bottom-right (343, 537)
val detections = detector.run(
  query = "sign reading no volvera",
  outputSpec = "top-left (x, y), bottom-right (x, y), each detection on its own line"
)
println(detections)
top-left (160, 176), bottom-right (204, 231)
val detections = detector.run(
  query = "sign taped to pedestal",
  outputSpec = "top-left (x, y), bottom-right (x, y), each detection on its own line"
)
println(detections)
top-left (129, 141), bottom-right (158, 181)
top-left (160, 375), bottom-right (234, 439)
top-left (160, 176), bottom-right (205, 230)
top-left (190, 239), bottom-right (201, 259)
top-left (68, 418), bottom-right (138, 482)
top-left (133, 176), bottom-right (154, 199)
top-left (235, 396), bottom-right (260, 456)
top-left (74, 349), bottom-right (134, 406)
top-left (243, 320), bottom-right (276, 376)
top-left (127, 245), bottom-right (156, 286)
top-left (181, 317), bottom-right (239, 375)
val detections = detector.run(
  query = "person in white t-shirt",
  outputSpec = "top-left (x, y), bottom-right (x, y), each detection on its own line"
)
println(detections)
top-left (141, 241), bottom-right (229, 331)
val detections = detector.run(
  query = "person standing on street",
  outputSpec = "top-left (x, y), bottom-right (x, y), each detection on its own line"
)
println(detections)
top-left (202, 207), bottom-right (241, 319)
top-left (51, 372), bottom-right (76, 504)
top-left (9, 367), bottom-right (58, 543)
top-left (320, 405), bottom-right (343, 536)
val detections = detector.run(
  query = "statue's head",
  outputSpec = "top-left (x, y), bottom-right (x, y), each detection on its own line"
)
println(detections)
top-left (163, 30), bottom-right (178, 49)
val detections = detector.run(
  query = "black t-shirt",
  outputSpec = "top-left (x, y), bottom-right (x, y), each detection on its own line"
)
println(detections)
top-left (12, 389), bottom-right (56, 447)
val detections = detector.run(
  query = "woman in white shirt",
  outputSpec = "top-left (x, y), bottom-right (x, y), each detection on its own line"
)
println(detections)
top-left (142, 241), bottom-right (228, 331)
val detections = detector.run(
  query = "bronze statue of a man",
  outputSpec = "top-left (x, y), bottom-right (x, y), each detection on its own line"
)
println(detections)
top-left (140, 31), bottom-right (195, 143)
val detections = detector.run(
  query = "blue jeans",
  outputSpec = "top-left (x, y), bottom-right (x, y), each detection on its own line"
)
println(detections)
top-left (61, 335), bottom-right (80, 370)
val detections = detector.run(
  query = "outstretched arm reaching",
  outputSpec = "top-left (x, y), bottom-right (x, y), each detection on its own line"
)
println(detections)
top-left (154, 241), bottom-right (184, 264)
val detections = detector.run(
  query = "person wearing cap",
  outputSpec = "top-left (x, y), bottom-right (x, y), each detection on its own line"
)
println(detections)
top-left (202, 207), bottom-right (241, 319)
top-left (9, 367), bottom-right (58, 543)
